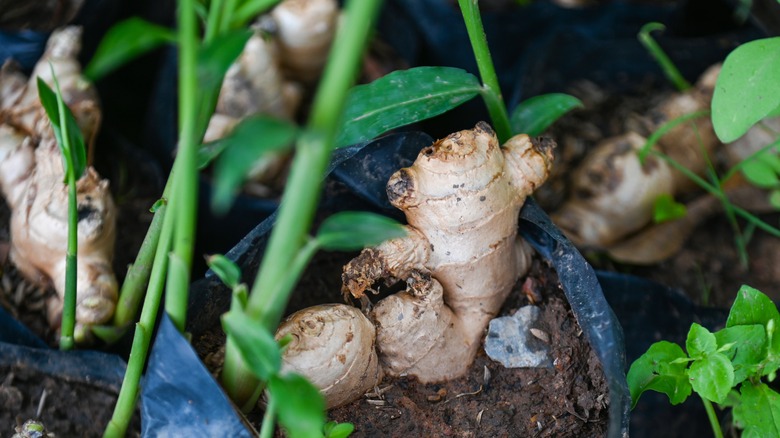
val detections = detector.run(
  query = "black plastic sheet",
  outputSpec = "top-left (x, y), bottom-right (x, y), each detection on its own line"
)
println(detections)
top-left (140, 315), bottom-right (253, 438)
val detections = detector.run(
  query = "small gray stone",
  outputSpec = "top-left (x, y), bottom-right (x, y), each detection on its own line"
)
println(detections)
top-left (484, 305), bottom-right (552, 368)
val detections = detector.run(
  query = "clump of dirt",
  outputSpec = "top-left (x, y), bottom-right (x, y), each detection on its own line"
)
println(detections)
top-left (0, 364), bottom-right (140, 437)
top-left (194, 253), bottom-right (610, 437)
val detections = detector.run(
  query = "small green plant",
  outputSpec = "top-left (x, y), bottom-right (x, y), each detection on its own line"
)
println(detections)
top-left (37, 72), bottom-right (87, 351)
top-left (628, 285), bottom-right (780, 437)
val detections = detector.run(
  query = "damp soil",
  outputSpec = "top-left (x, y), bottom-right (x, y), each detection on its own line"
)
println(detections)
top-left (194, 252), bottom-right (610, 437)
top-left (0, 364), bottom-right (140, 438)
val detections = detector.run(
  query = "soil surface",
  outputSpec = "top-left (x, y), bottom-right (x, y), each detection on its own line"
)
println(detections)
top-left (194, 252), bottom-right (609, 437)
top-left (0, 364), bottom-right (140, 438)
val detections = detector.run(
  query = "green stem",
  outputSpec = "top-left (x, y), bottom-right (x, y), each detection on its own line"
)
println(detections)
top-left (246, 0), bottom-right (382, 330)
top-left (638, 22), bottom-right (691, 92)
top-left (60, 178), bottom-right (77, 350)
top-left (54, 70), bottom-right (78, 350)
top-left (700, 395), bottom-right (723, 438)
top-left (104, 183), bottom-right (176, 437)
top-left (457, 0), bottom-right (512, 142)
top-left (221, 0), bottom-right (383, 407)
top-left (165, 0), bottom-right (200, 332)
top-left (258, 395), bottom-right (277, 438)
top-left (112, 196), bottom-right (167, 327)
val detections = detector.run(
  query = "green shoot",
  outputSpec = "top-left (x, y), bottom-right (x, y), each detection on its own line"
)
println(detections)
top-left (36, 74), bottom-right (87, 350)
top-left (457, 0), bottom-right (512, 142)
top-left (637, 22), bottom-right (692, 92)
top-left (219, 0), bottom-right (385, 409)
top-left (628, 285), bottom-right (780, 437)
top-left (510, 93), bottom-right (583, 136)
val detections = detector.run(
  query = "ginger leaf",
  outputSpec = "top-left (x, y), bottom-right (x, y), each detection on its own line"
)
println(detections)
top-left (37, 77), bottom-right (87, 183)
top-left (689, 352), bottom-right (735, 403)
top-left (509, 93), bottom-right (582, 136)
top-left (269, 373), bottom-right (326, 438)
top-left (210, 116), bottom-right (298, 215)
top-left (627, 341), bottom-right (692, 408)
top-left (733, 382), bottom-right (780, 437)
top-left (221, 311), bottom-right (281, 381)
top-left (85, 17), bottom-right (176, 81)
top-left (316, 211), bottom-right (407, 251)
top-left (336, 66), bottom-right (481, 147)
top-left (712, 37), bottom-right (780, 142)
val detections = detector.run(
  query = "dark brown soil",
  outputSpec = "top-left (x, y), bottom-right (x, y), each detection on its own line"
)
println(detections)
top-left (327, 258), bottom-right (609, 437)
top-left (0, 364), bottom-right (140, 437)
top-left (193, 253), bottom-right (610, 437)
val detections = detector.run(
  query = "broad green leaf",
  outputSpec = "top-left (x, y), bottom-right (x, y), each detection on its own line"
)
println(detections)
top-left (206, 254), bottom-right (241, 289)
top-left (221, 311), bottom-right (281, 380)
top-left (733, 382), bottom-right (780, 438)
top-left (727, 285), bottom-right (780, 331)
top-left (688, 352), bottom-right (734, 403)
top-left (269, 373), bottom-right (326, 438)
top-left (627, 341), bottom-right (692, 407)
top-left (715, 325), bottom-right (767, 384)
top-left (653, 194), bottom-right (687, 223)
top-left (316, 212), bottom-right (407, 251)
top-left (84, 18), bottom-right (176, 81)
top-left (509, 93), bottom-right (582, 136)
top-left (324, 421), bottom-right (354, 438)
top-left (686, 323), bottom-right (717, 358)
top-left (712, 37), bottom-right (780, 142)
top-left (211, 116), bottom-right (298, 214)
top-left (336, 67), bottom-right (481, 147)
top-left (197, 29), bottom-right (252, 94)
top-left (37, 77), bottom-right (87, 182)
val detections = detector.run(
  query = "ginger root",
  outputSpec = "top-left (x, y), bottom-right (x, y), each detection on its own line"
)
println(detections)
top-left (0, 27), bottom-right (117, 337)
top-left (276, 122), bottom-right (554, 407)
top-left (204, 0), bottom-right (338, 188)
top-left (552, 64), bottom-right (721, 250)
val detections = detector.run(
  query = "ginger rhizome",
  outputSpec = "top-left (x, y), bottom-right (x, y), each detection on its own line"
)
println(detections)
top-left (204, 0), bottom-right (338, 190)
top-left (551, 64), bottom-right (721, 260)
top-left (275, 122), bottom-right (554, 407)
top-left (0, 27), bottom-right (118, 337)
